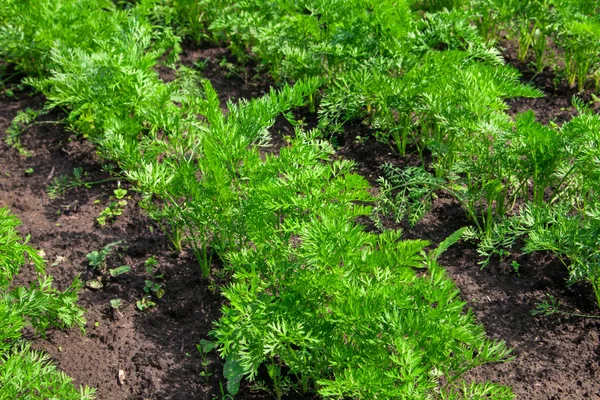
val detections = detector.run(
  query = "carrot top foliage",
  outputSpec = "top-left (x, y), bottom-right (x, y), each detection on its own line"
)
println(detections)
top-left (7, 0), bottom-right (600, 398)
top-left (0, 0), bottom-right (519, 398)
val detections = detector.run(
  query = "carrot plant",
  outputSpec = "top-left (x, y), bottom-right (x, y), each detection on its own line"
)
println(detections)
top-left (467, 105), bottom-right (600, 301)
top-left (0, 0), bottom-right (120, 76)
top-left (191, 0), bottom-right (540, 157)
top-left (467, 0), bottom-right (600, 92)
top-left (0, 208), bottom-right (93, 399)
top-left (559, 17), bottom-right (600, 92)
top-left (210, 137), bottom-right (514, 398)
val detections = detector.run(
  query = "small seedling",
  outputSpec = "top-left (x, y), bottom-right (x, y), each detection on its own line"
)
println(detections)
top-left (136, 256), bottom-right (164, 311)
top-left (109, 298), bottom-right (122, 310)
top-left (6, 107), bottom-right (52, 156)
top-left (24, 167), bottom-right (34, 175)
top-left (532, 293), bottom-right (600, 319)
top-left (47, 167), bottom-right (86, 199)
top-left (207, 279), bottom-right (217, 294)
top-left (511, 260), bottom-right (520, 276)
top-left (136, 296), bottom-right (156, 311)
top-left (144, 256), bottom-right (159, 271)
top-left (97, 186), bottom-right (128, 225)
top-left (109, 265), bottom-right (131, 277)
top-left (86, 241), bottom-right (122, 270)
top-left (497, 249), bottom-right (510, 260)
top-left (143, 279), bottom-right (164, 298)
top-left (143, 256), bottom-right (164, 298)
top-left (194, 58), bottom-right (209, 71)
top-left (85, 241), bottom-right (129, 288)
top-left (197, 339), bottom-right (215, 380)
top-left (218, 57), bottom-right (248, 82)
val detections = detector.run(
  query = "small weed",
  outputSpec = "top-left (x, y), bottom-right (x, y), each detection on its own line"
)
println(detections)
top-left (511, 260), bottom-right (521, 276)
top-left (136, 296), bottom-right (156, 311)
top-left (109, 298), bottom-right (122, 310)
top-left (218, 57), bottom-right (248, 82)
top-left (194, 58), bottom-right (209, 72)
top-left (85, 241), bottom-right (129, 288)
top-left (47, 167), bottom-right (86, 199)
top-left (86, 241), bottom-right (122, 270)
top-left (137, 256), bottom-right (164, 311)
top-left (197, 339), bottom-right (215, 381)
top-left (6, 108), bottom-right (54, 156)
top-left (97, 186), bottom-right (128, 225)
top-left (533, 293), bottom-right (600, 319)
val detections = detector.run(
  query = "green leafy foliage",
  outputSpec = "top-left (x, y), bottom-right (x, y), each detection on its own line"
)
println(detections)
top-left (0, 208), bottom-right (93, 399)
top-left (470, 107), bottom-right (600, 302)
top-left (561, 17), bottom-right (600, 92)
top-left (469, 0), bottom-right (600, 91)
top-left (192, 0), bottom-right (539, 155)
top-left (86, 241), bottom-right (122, 270)
top-left (0, 0), bottom-right (117, 76)
top-left (97, 187), bottom-right (128, 225)
top-left (0, 0), bottom-right (517, 397)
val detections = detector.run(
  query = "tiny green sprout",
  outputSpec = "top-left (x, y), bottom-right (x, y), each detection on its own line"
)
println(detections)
top-left (511, 260), bottom-right (520, 275)
top-left (86, 241), bottom-right (122, 270)
top-left (47, 167), bottom-right (88, 199)
top-left (194, 59), bottom-right (209, 71)
top-left (136, 296), bottom-right (156, 311)
top-left (533, 293), bottom-right (600, 319)
top-left (109, 265), bottom-right (131, 277)
top-left (197, 340), bottom-right (215, 380)
top-left (496, 249), bottom-right (510, 260)
top-left (354, 135), bottom-right (367, 145)
top-left (110, 299), bottom-right (122, 309)
top-left (94, 321), bottom-right (100, 327)
top-left (24, 167), bottom-right (34, 175)
top-left (144, 256), bottom-right (159, 272)
top-left (207, 280), bottom-right (217, 294)
top-left (97, 187), bottom-right (128, 225)
top-left (114, 186), bottom-right (127, 200)
top-left (144, 280), bottom-right (164, 298)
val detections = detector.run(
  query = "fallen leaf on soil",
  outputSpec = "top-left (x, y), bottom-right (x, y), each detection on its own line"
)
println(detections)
top-left (85, 280), bottom-right (103, 290)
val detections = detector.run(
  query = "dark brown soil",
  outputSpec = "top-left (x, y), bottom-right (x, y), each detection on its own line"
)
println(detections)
top-left (1, 39), bottom-right (600, 400)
